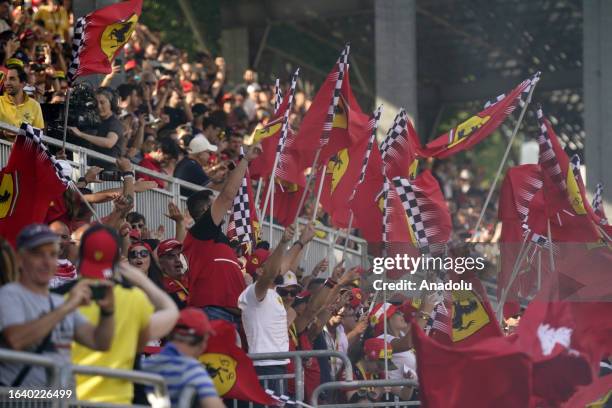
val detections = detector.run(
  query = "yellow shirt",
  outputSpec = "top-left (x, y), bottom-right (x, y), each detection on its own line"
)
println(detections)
top-left (33, 6), bottom-right (70, 40)
top-left (0, 93), bottom-right (44, 130)
top-left (72, 285), bottom-right (154, 404)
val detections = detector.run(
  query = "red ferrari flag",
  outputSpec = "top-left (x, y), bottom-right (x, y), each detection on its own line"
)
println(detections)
top-left (260, 178), bottom-right (304, 227)
top-left (380, 108), bottom-right (421, 180)
top-left (287, 45), bottom-right (369, 176)
top-left (0, 124), bottom-right (71, 245)
top-left (67, 0), bottom-right (143, 83)
top-left (515, 299), bottom-right (593, 405)
top-left (420, 72), bottom-right (539, 159)
top-left (317, 107), bottom-right (380, 227)
top-left (199, 320), bottom-right (279, 406)
top-left (412, 321), bottom-right (532, 408)
top-left (250, 69), bottom-right (299, 181)
top-left (562, 374), bottom-right (612, 408)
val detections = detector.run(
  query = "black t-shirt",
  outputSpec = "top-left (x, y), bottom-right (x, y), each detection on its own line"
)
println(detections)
top-left (88, 115), bottom-right (124, 168)
top-left (189, 207), bottom-right (231, 245)
top-left (173, 157), bottom-right (210, 196)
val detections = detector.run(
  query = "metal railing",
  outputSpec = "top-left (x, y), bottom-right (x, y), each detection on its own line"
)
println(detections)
top-left (0, 349), bottom-right (65, 388)
top-left (311, 379), bottom-right (420, 407)
top-left (0, 135), bottom-right (370, 272)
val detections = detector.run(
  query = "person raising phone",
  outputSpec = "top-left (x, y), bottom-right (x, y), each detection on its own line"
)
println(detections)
top-left (0, 224), bottom-right (115, 387)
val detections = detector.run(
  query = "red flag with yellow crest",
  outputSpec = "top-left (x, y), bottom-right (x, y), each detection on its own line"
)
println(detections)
top-left (0, 124), bottom-right (70, 246)
top-left (199, 320), bottom-right (279, 405)
top-left (420, 73), bottom-right (539, 159)
top-left (67, 0), bottom-right (142, 83)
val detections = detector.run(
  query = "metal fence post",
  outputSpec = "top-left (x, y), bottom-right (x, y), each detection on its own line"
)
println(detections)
top-left (294, 354), bottom-right (304, 403)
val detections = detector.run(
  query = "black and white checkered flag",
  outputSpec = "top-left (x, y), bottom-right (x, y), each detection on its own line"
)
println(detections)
top-left (320, 44), bottom-right (349, 147)
top-left (67, 16), bottom-right (86, 84)
top-left (20, 123), bottom-right (72, 187)
top-left (348, 105), bottom-right (382, 202)
top-left (228, 147), bottom-right (255, 245)
top-left (276, 68), bottom-right (300, 156)
top-left (380, 108), bottom-right (408, 163)
top-left (484, 72), bottom-right (540, 110)
top-left (274, 78), bottom-right (282, 115)
top-left (592, 183), bottom-right (608, 224)
top-left (536, 106), bottom-right (567, 193)
top-left (391, 176), bottom-right (431, 255)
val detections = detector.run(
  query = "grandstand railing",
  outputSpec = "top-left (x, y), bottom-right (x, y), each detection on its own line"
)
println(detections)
top-left (0, 135), bottom-right (369, 273)
top-left (311, 379), bottom-right (420, 407)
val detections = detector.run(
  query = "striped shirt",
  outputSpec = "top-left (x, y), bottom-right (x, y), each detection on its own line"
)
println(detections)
top-left (141, 343), bottom-right (218, 405)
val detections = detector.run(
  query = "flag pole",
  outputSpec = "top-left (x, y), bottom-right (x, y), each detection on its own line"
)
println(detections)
top-left (473, 77), bottom-right (540, 235)
top-left (269, 177), bottom-right (274, 244)
top-left (254, 176), bottom-right (264, 220)
top-left (70, 182), bottom-right (101, 223)
top-left (261, 69), bottom-right (300, 226)
top-left (547, 219), bottom-right (555, 272)
top-left (496, 233), bottom-right (531, 323)
top-left (61, 88), bottom-right (72, 151)
top-left (340, 212), bottom-right (354, 262)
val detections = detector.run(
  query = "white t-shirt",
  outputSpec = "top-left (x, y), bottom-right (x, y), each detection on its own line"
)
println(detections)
top-left (238, 284), bottom-right (289, 366)
top-left (377, 333), bottom-right (417, 380)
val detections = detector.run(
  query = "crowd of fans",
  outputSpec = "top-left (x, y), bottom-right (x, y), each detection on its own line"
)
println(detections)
top-left (0, 1), bottom-right (504, 407)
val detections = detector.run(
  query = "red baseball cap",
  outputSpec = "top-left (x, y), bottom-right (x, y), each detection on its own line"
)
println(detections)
top-left (349, 288), bottom-right (364, 309)
top-left (174, 307), bottom-right (215, 337)
top-left (78, 226), bottom-right (119, 280)
top-left (156, 239), bottom-right (183, 257)
top-left (124, 59), bottom-right (137, 71)
top-left (245, 248), bottom-right (270, 277)
top-left (363, 338), bottom-right (397, 369)
top-left (368, 303), bottom-right (398, 337)
top-left (293, 290), bottom-right (311, 307)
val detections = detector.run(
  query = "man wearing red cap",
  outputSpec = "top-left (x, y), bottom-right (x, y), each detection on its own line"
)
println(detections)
top-left (142, 307), bottom-right (224, 408)
top-left (183, 143), bottom-right (261, 326)
top-left (156, 238), bottom-right (189, 309)
top-left (72, 225), bottom-right (179, 404)
top-left (0, 224), bottom-right (114, 387)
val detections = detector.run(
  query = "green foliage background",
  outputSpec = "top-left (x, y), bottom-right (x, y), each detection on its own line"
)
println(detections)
top-left (141, 0), bottom-right (221, 57)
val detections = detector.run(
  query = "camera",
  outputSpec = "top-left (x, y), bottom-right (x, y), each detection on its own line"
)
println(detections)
top-left (98, 170), bottom-right (123, 182)
top-left (43, 82), bottom-right (101, 142)
top-left (89, 283), bottom-right (108, 300)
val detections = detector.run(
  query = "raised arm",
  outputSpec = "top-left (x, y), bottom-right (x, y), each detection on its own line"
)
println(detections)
top-left (210, 143), bottom-right (261, 225)
top-left (68, 126), bottom-right (119, 149)
top-left (254, 225), bottom-right (294, 301)
top-left (119, 262), bottom-right (179, 341)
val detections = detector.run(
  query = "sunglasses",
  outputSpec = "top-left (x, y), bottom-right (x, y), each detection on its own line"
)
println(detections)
top-left (128, 249), bottom-right (150, 259)
top-left (277, 288), bottom-right (299, 297)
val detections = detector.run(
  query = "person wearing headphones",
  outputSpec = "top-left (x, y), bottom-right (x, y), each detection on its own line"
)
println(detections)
top-left (68, 87), bottom-right (124, 166)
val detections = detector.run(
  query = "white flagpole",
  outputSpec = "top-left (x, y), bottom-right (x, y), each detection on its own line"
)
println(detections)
top-left (254, 176), bottom-right (264, 220)
top-left (61, 88), bottom-right (72, 151)
top-left (496, 233), bottom-right (531, 323)
top-left (474, 75), bottom-right (540, 235)
top-left (269, 177), bottom-right (274, 244)
top-left (340, 212), bottom-right (354, 262)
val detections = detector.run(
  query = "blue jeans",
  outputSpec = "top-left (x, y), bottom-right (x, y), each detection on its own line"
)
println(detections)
top-left (203, 306), bottom-right (241, 330)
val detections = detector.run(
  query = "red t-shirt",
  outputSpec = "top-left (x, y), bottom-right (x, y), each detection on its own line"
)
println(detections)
top-left (138, 154), bottom-right (166, 188)
top-left (183, 208), bottom-right (246, 309)
top-left (287, 324), bottom-right (321, 400)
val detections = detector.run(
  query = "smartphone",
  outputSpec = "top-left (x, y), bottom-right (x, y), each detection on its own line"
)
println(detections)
top-left (98, 170), bottom-right (122, 182)
top-left (89, 284), bottom-right (108, 300)
top-left (114, 58), bottom-right (123, 67)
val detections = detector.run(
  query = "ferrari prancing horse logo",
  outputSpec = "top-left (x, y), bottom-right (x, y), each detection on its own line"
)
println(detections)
top-left (101, 14), bottom-right (138, 61)
top-left (199, 353), bottom-right (237, 396)
top-left (0, 172), bottom-right (18, 219)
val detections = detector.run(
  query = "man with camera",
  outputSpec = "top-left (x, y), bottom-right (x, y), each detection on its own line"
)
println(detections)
top-left (0, 223), bottom-right (115, 387)
top-left (71, 224), bottom-right (179, 404)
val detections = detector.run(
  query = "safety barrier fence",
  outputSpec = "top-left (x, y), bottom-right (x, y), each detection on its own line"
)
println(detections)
top-left (0, 347), bottom-right (362, 408)
top-left (311, 379), bottom-right (420, 407)
top-left (0, 134), bottom-right (369, 274)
